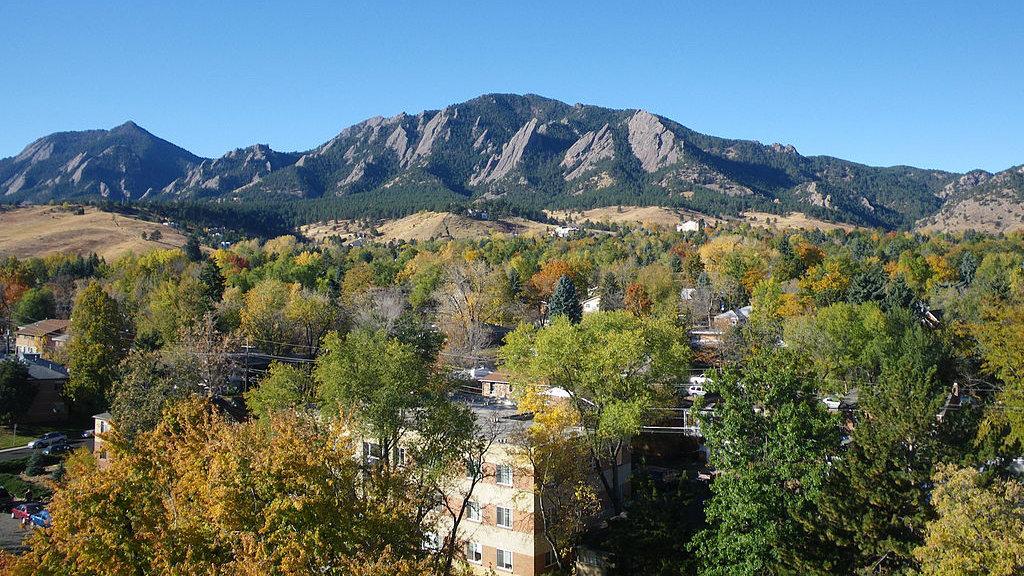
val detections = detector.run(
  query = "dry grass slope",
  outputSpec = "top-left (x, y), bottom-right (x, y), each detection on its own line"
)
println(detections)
top-left (0, 205), bottom-right (187, 260)
top-left (301, 211), bottom-right (551, 244)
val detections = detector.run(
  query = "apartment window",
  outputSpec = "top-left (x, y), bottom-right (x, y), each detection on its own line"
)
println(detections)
top-left (496, 506), bottom-right (512, 528)
top-left (496, 464), bottom-right (513, 486)
top-left (466, 541), bottom-right (482, 564)
top-left (496, 548), bottom-right (513, 571)
top-left (466, 500), bottom-right (481, 522)
top-left (397, 447), bottom-right (407, 467)
top-left (422, 532), bottom-right (441, 551)
top-left (363, 442), bottom-right (382, 465)
top-left (466, 459), bottom-right (482, 479)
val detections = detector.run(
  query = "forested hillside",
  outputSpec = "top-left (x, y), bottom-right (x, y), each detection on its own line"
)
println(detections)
top-left (3, 94), bottom-right (1020, 230)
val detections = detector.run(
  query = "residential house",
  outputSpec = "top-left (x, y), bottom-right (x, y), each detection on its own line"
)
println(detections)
top-left (711, 306), bottom-right (752, 332)
top-left (92, 412), bottom-right (112, 468)
top-left (582, 294), bottom-right (602, 315)
top-left (551, 226), bottom-right (580, 238)
top-left (15, 319), bottom-right (70, 359)
top-left (675, 220), bottom-right (700, 233)
top-left (478, 371), bottom-right (515, 400)
top-left (16, 354), bottom-right (70, 423)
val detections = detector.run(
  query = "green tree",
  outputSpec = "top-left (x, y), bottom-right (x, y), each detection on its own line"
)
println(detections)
top-left (245, 361), bottom-right (314, 418)
top-left (548, 274), bottom-right (583, 324)
top-left (183, 236), bottom-right (203, 262)
top-left (808, 312), bottom-right (954, 575)
top-left (66, 282), bottom-right (128, 413)
top-left (693, 348), bottom-right (837, 576)
top-left (109, 350), bottom-right (184, 444)
top-left (199, 258), bottom-right (226, 303)
top-left (11, 287), bottom-right (56, 325)
top-left (501, 311), bottom-right (690, 514)
top-left (0, 359), bottom-right (34, 425)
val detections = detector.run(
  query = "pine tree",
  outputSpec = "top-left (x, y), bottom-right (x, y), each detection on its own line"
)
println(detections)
top-left (548, 275), bottom-right (582, 324)
top-left (199, 258), bottom-right (226, 303)
top-left (183, 236), bottom-right (203, 262)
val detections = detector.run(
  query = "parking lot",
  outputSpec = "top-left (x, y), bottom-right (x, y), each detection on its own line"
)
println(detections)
top-left (0, 504), bottom-right (34, 554)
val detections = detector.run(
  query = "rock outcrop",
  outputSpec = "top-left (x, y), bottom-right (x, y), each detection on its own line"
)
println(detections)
top-left (627, 110), bottom-right (682, 172)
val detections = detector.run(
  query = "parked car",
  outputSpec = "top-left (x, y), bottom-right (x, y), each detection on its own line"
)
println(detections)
top-left (27, 432), bottom-right (67, 449)
top-left (0, 487), bottom-right (12, 510)
top-left (81, 429), bottom-right (94, 438)
top-left (822, 396), bottom-right (842, 410)
top-left (29, 510), bottom-right (52, 529)
top-left (42, 442), bottom-right (74, 457)
top-left (11, 502), bottom-right (43, 521)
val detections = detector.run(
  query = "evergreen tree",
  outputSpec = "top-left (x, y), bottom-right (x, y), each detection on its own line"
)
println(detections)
top-left (183, 236), bottom-right (203, 262)
top-left (199, 258), bottom-right (226, 303)
top-left (599, 272), bottom-right (624, 311)
top-left (548, 274), bottom-right (582, 324)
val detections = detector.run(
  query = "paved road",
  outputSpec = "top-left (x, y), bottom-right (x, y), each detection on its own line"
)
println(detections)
top-left (0, 437), bottom-right (93, 462)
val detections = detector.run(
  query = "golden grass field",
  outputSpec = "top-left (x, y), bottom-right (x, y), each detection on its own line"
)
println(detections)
top-left (0, 205), bottom-right (187, 261)
top-left (301, 211), bottom-right (551, 243)
top-left (741, 211), bottom-right (861, 232)
top-left (547, 205), bottom-right (722, 229)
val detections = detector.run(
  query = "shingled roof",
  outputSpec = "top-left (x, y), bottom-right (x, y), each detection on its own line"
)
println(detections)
top-left (16, 319), bottom-right (70, 337)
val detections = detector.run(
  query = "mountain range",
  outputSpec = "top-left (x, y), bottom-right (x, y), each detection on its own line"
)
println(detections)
top-left (2, 93), bottom-right (1021, 231)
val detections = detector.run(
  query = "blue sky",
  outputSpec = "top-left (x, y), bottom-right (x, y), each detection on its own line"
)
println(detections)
top-left (2, 1), bottom-right (1021, 172)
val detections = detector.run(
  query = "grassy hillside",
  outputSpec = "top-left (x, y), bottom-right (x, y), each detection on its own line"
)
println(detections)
top-left (0, 205), bottom-right (186, 260)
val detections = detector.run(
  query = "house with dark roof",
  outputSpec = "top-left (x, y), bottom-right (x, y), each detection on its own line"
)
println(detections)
top-left (16, 354), bottom-right (70, 423)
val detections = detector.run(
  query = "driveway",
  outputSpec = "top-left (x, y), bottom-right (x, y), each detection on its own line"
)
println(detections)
top-left (0, 503), bottom-right (34, 554)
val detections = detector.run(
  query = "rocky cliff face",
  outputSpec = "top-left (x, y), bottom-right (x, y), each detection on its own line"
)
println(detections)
top-left (0, 122), bottom-right (201, 202)
top-left (2, 94), bottom-right (1021, 230)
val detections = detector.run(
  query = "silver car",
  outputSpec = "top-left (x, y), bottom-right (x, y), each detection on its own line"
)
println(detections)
top-left (27, 432), bottom-right (67, 449)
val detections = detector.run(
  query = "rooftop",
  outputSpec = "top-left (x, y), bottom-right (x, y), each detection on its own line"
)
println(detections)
top-left (16, 318), bottom-right (70, 337)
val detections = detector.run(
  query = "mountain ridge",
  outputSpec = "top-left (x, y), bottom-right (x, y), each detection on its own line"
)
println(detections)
top-left (1, 93), bottom-right (1019, 231)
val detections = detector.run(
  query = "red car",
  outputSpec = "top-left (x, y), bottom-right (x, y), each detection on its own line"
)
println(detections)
top-left (11, 502), bottom-right (43, 521)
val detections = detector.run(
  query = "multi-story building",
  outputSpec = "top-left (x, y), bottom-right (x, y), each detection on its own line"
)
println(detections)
top-left (15, 319), bottom-right (69, 359)
top-left (420, 385), bottom-right (630, 576)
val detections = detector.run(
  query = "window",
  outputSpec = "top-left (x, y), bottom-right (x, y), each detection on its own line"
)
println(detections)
top-left (466, 459), bottom-right (482, 479)
top-left (544, 550), bottom-right (558, 567)
top-left (496, 464), bottom-right (513, 486)
top-left (422, 532), bottom-right (441, 551)
top-left (496, 506), bottom-right (512, 528)
top-left (496, 548), bottom-right (513, 571)
top-left (397, 447), bottom-right (407, 467)
top-left (466, 541), bottom-right (482, 564)
top-left (466, 500), bottom-right (481, 522)
top-left (363, 442), bottom-right (381, 465)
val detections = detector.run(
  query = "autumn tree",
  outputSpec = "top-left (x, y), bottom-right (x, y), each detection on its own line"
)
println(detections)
top-left (8, 398), bottom-right (429, 575)
top-left (435, 259), bottom-right (508, 364)
top-left (624, 282), bottom-right (652, 317)
top-left (914, 464), bottom-right (1024, 576)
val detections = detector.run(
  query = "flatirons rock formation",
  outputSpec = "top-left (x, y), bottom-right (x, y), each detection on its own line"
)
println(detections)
top-left (1, 94), bottom-right (1021, 230)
